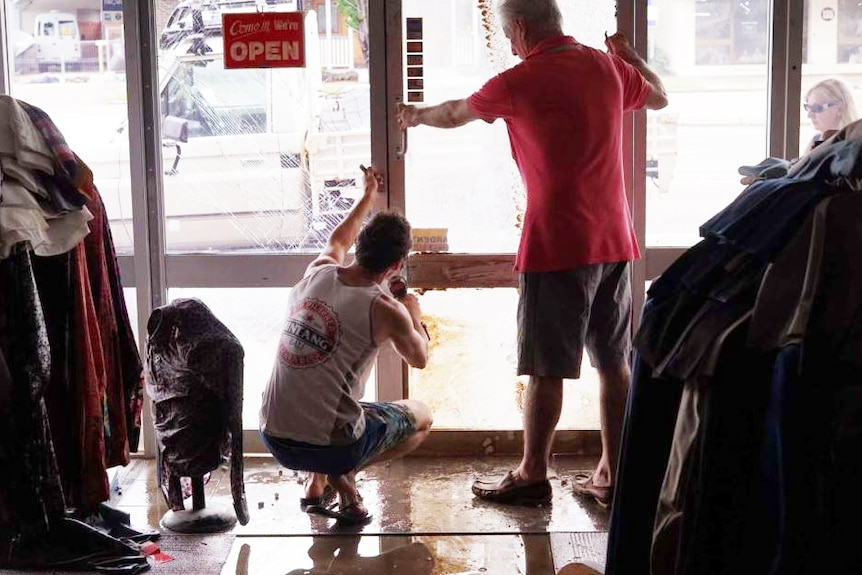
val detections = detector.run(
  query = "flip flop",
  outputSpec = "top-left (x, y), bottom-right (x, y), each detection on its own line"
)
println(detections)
top-left (571, 471), bottom-right (612, 508)
top-left (471, 471), bottom-right (552, 506)
top-left (304, 501), bottom-right (372, 524)
top-left (332, 502), bottom-right (372, 524)
top-left (300, 484), bottom-right (337, 513)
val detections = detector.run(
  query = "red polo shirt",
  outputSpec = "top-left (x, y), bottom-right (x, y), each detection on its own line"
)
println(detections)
top-left (467, 35), bottom-right (651, 272)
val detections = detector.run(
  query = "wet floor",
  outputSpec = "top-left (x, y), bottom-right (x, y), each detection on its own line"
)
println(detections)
top-left (111, 455), bottom-right (609, 574)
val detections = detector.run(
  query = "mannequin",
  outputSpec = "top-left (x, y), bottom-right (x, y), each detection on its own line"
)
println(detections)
top-left (145, 298), bottom-right (249, 532)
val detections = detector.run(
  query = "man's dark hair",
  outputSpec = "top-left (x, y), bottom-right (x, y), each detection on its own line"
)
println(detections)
top-left (355, 211), bottom-right (412, 274)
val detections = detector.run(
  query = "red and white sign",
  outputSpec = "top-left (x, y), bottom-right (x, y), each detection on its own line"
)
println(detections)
top-left (222, 11), bottom-right (305, 69)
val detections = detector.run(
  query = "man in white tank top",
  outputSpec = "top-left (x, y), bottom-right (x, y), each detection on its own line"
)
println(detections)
top-left (259, 165), bottom-right (432, 523)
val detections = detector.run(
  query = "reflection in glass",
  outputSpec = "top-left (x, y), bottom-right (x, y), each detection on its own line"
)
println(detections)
top-left (646, 0), bottom-right (768, 247)
top-left (4, 0), bottom-right (134, 253)
top-left (167, 287), bottom-right (376, 429)
top-left (220, 534), bottom-right (567, 575)
top-left (694, 0), bottom-right (767, 65)
top-left (409, 289), bottom-right (599, 430)
top-left (801, 1), bottom-right (862, 155)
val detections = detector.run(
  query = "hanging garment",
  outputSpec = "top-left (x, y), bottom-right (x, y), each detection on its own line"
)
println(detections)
top-left (75, 161), bottom-right (144, 466)
top-left (145, 298), bottom-right (250, 525)
top-left (0, 96), bottom-right (87, 214)
top-left (0, 179), bottom-right (93, 258)
top-left (0, 247), bottom-right (67, 548)
top-left (607, 124), bottom-right (862, 575)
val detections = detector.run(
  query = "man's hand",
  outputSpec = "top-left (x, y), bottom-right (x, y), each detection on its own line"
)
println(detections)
top-left (397, 103), bottom-right (420, 129)
top-left (399, 292), bottom-right (422, 318)
top-left (604, 31), bottom-right (639, 60)
top-left (361, 164), bottom-right (384, 195)
top-left (305, 162), bottom-right (383, 273)
top-left (604, 30), bottom-right (668, 110)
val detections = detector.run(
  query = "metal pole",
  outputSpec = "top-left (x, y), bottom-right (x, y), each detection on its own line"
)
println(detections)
top-left (0, 0), bottom-right (11, 93)
top-left (325, 0), bottom-right (333, 68)
top-left (768, 0), bottom-right (804, 159)
top-left (124, 0), bottom-right (167, 457)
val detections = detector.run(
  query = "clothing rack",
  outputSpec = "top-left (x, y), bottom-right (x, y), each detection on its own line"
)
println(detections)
top-left (606, 126), bottom-right (862, 575)
top-left (1, 96), bottom-right (147, 571)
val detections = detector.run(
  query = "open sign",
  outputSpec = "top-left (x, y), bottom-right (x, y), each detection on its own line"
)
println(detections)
top-left (223, 12), bottom-right (305, 69)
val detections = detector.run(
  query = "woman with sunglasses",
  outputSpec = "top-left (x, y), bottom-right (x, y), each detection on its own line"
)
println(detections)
top-left (803, 78), bottom-right (859, 154)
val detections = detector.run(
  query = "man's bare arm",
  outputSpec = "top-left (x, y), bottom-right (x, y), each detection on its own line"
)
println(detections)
top-left (605, 32), bottom-right (668, 110)
top-left (397, 99), bottom-right (478, 129)
top-left (375, 295), bottom-right (429, 368)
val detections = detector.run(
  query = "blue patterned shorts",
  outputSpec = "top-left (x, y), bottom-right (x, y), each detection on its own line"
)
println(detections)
top-left (262, 401), bottom-right (417, 476)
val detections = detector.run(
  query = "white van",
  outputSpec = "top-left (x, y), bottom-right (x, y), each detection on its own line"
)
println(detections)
top-left (33, 11), bottom-right (82, 71)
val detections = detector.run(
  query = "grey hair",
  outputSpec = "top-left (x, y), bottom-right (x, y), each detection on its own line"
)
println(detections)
top-left (806, 78), bottom-right (859, 129)
top-left (498, 0), bottom-right (563, 32)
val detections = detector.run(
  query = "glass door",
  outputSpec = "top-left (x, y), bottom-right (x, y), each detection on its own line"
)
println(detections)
top-left (152, 1), bottom-right (375, 434)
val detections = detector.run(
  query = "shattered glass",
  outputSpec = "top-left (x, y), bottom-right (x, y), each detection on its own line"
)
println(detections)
top-left (156, 9), bottom-right (370, 253)
top-left (408, 289), bottom-right (601, 430)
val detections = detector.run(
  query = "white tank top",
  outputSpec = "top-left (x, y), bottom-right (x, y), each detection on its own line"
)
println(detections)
top-left (259, 265), bottom-right (382, 445)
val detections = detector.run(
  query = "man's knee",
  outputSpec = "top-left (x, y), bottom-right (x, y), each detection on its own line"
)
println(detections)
top-left (598, 360), bottom-right (631, 388)
top-left (397, 399), bottom-right (433, 432)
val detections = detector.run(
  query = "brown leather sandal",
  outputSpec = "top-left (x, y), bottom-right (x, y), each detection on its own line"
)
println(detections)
top-left (571, 471), bottom-right (612, 508)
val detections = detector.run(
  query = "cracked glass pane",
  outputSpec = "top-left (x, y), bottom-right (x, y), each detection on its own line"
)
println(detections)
top-left (156, 2), bottom-right (370, 253)
top-left (3, 2), bottom-right (135, 254)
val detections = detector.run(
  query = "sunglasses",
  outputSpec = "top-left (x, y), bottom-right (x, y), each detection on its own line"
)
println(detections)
top-left (804, 100), bottom-right (843, 114)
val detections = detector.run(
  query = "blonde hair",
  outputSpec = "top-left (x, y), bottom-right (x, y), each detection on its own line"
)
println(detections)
top-left (806, 78), bottom-right (859, 129)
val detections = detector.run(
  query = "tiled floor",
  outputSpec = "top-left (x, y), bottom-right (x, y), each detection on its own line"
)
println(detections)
top-left (111, 454), bottom-right (609, 575)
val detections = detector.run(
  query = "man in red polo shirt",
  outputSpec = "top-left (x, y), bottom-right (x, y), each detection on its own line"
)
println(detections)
top-left (398, 0), bottom-right (667, 507)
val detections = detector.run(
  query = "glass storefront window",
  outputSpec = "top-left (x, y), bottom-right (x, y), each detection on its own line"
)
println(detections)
top-left (694, 0), bottom-right (768, 65)
top-left (123, 287), bottom-right (138, 345)
top-left (408, 289), bottom-right (600, 431)
top-left (3, 0), bottom-right (134, 254)
top-left (155, 4), bottom-right (371, 254)
top-left (646, 0), bottom-right (769, 247)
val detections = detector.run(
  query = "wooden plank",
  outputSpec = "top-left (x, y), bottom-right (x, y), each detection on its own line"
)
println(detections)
top-left (407, 253), bottom-right (517, 289)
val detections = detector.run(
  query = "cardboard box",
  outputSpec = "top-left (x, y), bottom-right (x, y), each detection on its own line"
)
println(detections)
top-left (411, 228), bottom-right (448, 252)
